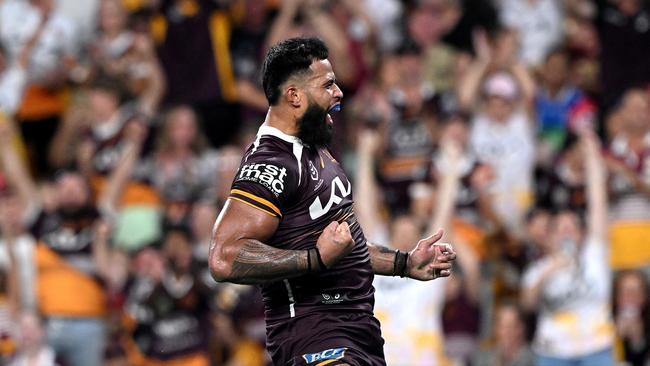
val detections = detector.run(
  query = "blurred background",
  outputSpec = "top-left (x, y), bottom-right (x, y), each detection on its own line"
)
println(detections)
top-left (0, 0), bottom-right (649, 365)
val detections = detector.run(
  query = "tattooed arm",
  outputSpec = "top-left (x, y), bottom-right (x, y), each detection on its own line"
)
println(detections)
top-left (367, 230), bottom-right (456, 280)
top-left (209, 199), bottom-right (354, 285)
top-left (367, 243), bottom-right (399, 276)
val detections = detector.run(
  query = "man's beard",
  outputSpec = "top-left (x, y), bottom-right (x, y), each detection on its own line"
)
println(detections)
top-left (297, 102), bottom-right (332, 147)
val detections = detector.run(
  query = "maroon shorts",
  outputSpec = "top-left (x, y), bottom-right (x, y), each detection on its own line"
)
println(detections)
top-left (266, 311), bottom-right (386, 366)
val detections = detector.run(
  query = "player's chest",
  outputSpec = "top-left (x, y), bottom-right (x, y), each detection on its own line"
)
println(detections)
top-left (296, 149), bottom-right (352, 220)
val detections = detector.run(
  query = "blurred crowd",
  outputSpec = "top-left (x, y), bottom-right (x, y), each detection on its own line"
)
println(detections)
top-left (0, 0), bottom-right (649, 365)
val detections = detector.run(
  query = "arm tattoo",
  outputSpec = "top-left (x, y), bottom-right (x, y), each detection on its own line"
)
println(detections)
top-left (367, 242), bottom-right (397, 276)
top-left (229, 239), bottom-right (309, 284)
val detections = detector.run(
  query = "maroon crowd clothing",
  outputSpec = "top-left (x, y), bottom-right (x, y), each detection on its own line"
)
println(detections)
top-left (123, 271), bottom-right (211, 361)
top-left (228, 125), bottom-right (386, 365)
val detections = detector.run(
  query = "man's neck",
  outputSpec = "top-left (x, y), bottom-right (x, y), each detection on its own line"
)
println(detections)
top-left (264, 106), bottom-right (298, 136)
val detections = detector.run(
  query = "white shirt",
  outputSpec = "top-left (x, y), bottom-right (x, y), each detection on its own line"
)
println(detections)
top-left (470, 110), bottom-right (535, 229)
top-left (0, 235), bottom-right (37, 311)
top-left (0, 0), bottom-right (78, 82)
top-left (522, 237), bottom-right (614, 357)
top-left (499, 0), bottom-right (563, 66)
top-left (374, 275), bottom-right (447, 365)
top-left (0, 63), bottom-right (28, 115)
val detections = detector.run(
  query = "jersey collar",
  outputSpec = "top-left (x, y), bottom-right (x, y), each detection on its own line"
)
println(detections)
top-left (257, 124), bottom-right (303, 145)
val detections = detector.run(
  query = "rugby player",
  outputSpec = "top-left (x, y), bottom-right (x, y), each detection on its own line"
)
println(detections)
top-left (209, 37), bottom-right (457, 366)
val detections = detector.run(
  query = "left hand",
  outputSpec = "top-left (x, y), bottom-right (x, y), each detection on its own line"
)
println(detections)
top-left (407, 230), bottom-right (457, 281)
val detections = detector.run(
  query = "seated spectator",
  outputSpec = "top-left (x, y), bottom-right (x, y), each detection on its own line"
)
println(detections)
top-left (613, 270), bottom-right (650, 366)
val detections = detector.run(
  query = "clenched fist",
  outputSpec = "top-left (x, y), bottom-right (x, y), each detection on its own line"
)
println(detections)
top-left (316, 221), bottom-right (355, 268)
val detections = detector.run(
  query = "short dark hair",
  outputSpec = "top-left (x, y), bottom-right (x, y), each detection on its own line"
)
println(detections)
top-left (261, 37), bottom-right (329, 105)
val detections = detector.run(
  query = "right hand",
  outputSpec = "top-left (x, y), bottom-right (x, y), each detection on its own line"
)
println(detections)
top-left (316, 221), bottom-right (355, 268)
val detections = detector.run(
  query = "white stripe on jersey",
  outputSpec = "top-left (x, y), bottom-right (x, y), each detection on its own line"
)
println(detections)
top-left (283, 279), bottom-right (296, 318)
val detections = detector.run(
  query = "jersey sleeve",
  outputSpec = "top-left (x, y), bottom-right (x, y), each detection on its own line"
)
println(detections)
top-left (229, 151), bottom-right (299, 218)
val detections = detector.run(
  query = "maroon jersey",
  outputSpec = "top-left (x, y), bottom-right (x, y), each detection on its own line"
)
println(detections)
top-left (228, 125), bottom-right (376, 325)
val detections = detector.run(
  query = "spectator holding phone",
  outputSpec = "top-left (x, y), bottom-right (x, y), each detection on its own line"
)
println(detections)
top-left (521, 128), bottom-right (614, 366)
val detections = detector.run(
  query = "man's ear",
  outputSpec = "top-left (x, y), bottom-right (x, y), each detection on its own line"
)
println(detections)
top-left (285, 86), bottom-right (302, 108)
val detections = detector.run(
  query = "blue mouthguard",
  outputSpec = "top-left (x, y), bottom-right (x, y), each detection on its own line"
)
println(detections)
top-left (329, 104), bottom-right (341, 113)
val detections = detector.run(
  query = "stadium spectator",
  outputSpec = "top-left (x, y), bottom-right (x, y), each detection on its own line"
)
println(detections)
top-left (534, 133), bottom-right (589, 213)
top-left (458, 29), bottom-right (536, 232)
top-left (535, 47), bottom-right (593, 163)
top-left (229, 0), bottom-right (272, 125)
top-left (472, 303), bottom-right (534, 366)
top-left (0, 115), bottom-right (145, 366)
top-left (144, 105), bottom-right (218, 220)
top-left (0, 0), bottom-right (80, 175)
top-left (0, 1), bottom-right (649, 364)
top-left (123, 228), bottom-right (211, 366)
top-left (592, 0), bottom-right (650, 109)
top-left (357, 125), bottom-right (479, 365)
top-left (497, 0), bottom-right (563, 67)
top-left (604, 89), bottom-right (650, 271)
top-left (373, 43), bottom-right (438, 213)
top-left (613, 269), bottom-right (650, 366)
top-left (151, 0), bottom-right (241, 146)
top-left (406, 0), bottom-right (461, 95)
top-left (521, 128), bottom-right (614, 365)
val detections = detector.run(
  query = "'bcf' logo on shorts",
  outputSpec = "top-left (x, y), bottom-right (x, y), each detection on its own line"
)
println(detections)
top-left (302, 347), bottom-right (347, 363)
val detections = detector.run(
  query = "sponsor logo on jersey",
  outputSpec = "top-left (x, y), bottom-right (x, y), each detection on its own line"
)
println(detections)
top-left (321, 292), bottom-right (346, 305)
top-left (302, 347), bottom-right (347, 363)
top-left (309, 177), bottom-right (352, 219)
top-left (238, 163), bottom-right (288, 195)
top-left (309, 161), bottom-right (319, 181)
